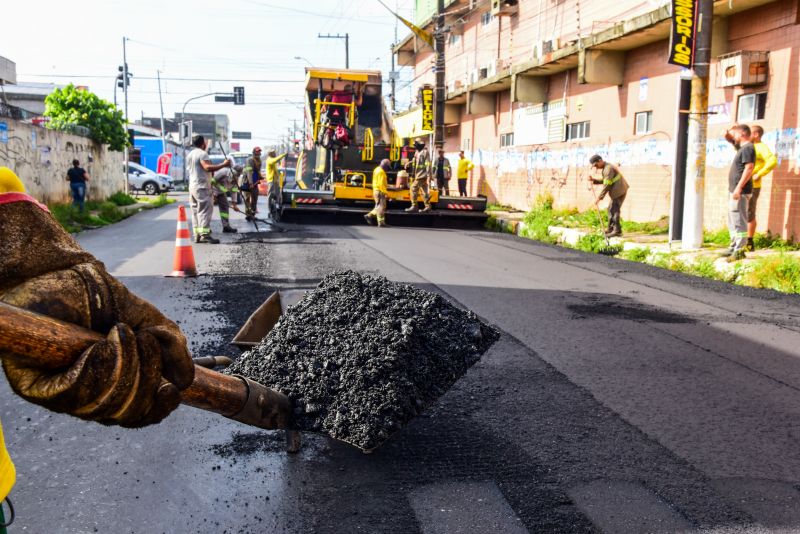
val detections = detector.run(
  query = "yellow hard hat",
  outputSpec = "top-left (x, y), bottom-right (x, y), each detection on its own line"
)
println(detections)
top-left (0, 167), bottom-right (25, 194)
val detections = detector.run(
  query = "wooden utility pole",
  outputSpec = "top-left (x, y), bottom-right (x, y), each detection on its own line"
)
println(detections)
top-left (434, 0), bottom-right (446, 148)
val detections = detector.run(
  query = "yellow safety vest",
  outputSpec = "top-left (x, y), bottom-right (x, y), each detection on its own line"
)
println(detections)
top-left (0, 419), bottom-right (15, 501)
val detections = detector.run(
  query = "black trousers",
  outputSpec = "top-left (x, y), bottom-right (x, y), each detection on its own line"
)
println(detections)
top-left (607, 193), bottom-right (626, 233)
top-left (458, 178), bottom-right (467, 197)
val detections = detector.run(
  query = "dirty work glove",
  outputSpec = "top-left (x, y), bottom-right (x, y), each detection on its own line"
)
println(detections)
top-left (0, 196), bottom-right (194, 427)
top-left (2, 323), bottom-right (193, 428)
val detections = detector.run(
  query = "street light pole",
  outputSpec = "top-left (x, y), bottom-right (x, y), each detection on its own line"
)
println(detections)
top-left (122, 36), bottom-right (130, 194)
top-left (180, 92), bottom-right (221, 183)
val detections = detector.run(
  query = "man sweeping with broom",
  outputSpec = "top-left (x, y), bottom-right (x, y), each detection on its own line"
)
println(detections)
top-left (588, 154), bottom-right (630, 238)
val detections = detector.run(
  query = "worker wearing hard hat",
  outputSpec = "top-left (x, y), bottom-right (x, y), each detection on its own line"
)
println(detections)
top-left (406, 137), bottom-right (432, 213)
top-left (364, 159), bottom-right (391, 228)
top-left (0, 167), bottom-right (195, 529)
top-left (211, 157), bottom-right (242, 233)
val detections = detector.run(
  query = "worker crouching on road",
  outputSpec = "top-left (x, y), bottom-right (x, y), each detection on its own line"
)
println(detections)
top-left (405, 137), bottom-right (432, 213)
top-left (187, 135), bottom-right (232, 244)
top-left (212, 158), bottom-right (242, 234)
top-left (0, 167), bottom-right (195, 529)
top-left (588, 155), bottom-right (629, 237)
top-left (365, 159), bottom-right (391, 228)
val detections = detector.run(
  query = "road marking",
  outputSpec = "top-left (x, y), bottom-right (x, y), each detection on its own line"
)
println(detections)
top-left (568, 480), bottom-right (693, 533)
top-left (408, 481), bottom-right (528, 534)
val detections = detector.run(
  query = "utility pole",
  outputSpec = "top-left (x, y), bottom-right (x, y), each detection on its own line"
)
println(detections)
top-left (390, 0), bottom-right (398, 112)
top-left (318, 33), bottom-right (349, 68)
top-left (122, 37), bottom-right (130, 194)
top-left (433, 0), bottom-right (446, 148)
top-left (681, 0), bottom-right (713, 250)
top-left (157, 70), bottom-right (166, 151)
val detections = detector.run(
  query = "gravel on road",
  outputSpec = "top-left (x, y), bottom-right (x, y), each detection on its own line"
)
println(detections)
top-left (225, 270), bottom-right (499, 450)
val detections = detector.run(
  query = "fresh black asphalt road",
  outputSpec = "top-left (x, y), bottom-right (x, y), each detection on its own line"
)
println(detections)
top-left (3, 198), bottom-right (800, 533)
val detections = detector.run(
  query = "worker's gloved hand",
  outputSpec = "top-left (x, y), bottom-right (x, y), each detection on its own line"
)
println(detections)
top-left (2, 323), bottom-right (193, 428)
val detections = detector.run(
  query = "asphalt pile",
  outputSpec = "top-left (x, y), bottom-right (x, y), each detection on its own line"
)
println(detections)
top-left (225, 270), bottom-right (499, 450)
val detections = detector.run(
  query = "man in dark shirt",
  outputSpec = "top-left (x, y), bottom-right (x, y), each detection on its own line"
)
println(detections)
top-left (66, 159), bottom-right (90, 212)
top-left (432, 149), bottom-right (451, 195)
top-left (723, 124), bottom-right (756, 261)
top-left (588, 155), bottom-right (629, 237)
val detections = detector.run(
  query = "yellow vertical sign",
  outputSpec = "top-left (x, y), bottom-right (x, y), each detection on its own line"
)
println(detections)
top-left (420, 84), bottom-right (434, 132)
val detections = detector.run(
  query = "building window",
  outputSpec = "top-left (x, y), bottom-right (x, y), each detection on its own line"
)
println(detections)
top-left (481, 12), bottom-right (494, 27)
top-left (737, 92), bottom-right (767, 122)
top-left (500, 133), bottom-right (514, 148)
top-left (448, 33), bottom-right (461, 46)
top-left (634, 111), bottom-right (653, 135)
top-left (565, 121), bottom-right (590, 141)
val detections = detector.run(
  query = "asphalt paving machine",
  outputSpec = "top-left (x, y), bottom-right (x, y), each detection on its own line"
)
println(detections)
top-left (280, 68), bottom-right (488, 228)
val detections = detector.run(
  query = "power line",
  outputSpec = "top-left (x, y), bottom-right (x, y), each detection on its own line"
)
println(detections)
top-left (19, 73), bottom-right (304, 83)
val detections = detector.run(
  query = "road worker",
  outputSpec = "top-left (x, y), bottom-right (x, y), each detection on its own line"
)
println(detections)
top-left (240, 147), bottom-right (264, 220)
top-left (405, 137), bottom-right (432, 213)
top-left (187, 135), bottom-right (231, 244)
top-left (0, 167), bottom-right (194, 529)
top-left (588, 154), bottom-right (630, 237)
top-left (456, 151), bottom-right (474, 197)
top-left (432, 149), bottom-right (452, 195)
top-left (364, 159), bottom-right (391, 228)
top-left (211, 158), bottom-right (242, 233)
top-left (265, 149), bottom-right (287, 218)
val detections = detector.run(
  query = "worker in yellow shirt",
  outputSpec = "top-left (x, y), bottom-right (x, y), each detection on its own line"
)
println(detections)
top-left (364, 159), bottom-right (391, 227)
top-left (0, 166), bottom-right (194, 532)
top-left (265, 150), bottom-right (287, 202)
top-left (747, 125), bottom-right (778, 251)
top-left (456, 151), bottom-right (474, 197)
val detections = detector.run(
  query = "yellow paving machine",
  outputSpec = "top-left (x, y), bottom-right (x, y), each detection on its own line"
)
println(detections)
top-left (281, 68), bottom-right (488, 228)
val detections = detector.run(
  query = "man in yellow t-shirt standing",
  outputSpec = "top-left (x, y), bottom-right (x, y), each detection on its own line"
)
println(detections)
top-left (0, 420), bottom-right (14, 533)
top-left (456, 151), bottom-right (474, 197)
top-left (365, 159), bottom-right (391, 227)
top-left (747, 125), bottom-right (778, 251)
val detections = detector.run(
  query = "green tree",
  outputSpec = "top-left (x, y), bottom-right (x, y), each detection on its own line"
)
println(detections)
top-left (44, 84), bottom-right (129, 151)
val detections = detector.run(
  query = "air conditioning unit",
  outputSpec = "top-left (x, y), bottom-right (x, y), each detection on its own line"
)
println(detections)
top-left (478, 67), bottom-right (488, 80)
top-left (469, 69), bottom-right (481, 84)
top-left (717, 50), bottom-right (769, 88)
top-left (491, 0), bottom-right (519, 16)
top-left (447, 80), bottom-right (457, 94)
top-left (486, 60), bottom-right (498, 78)
top-left (453, 79), bottom-right (464, 90)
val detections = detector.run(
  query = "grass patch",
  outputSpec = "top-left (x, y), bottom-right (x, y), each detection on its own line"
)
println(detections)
top-left (146, 194), bottom-right (175, 208)
top-left (754, 231), bottom-right (800, 251)
top-left (519, 194), bottom-right (558, 243)
top-left (703, 228), bottom-right (730, 246)
top-left (573, 233), bottom-right (608, 253)
top-left (50, 203), bottom-right (118, 233)
top-left (622, 216), bottom-right (669, 235)
top-left (620, 246), bottom-right (651, 262)
top-left (687, 256), bottom-right (724, 281)
top-left (737, 254), bottom-right (800, 293)
top-left (108, 192), bottom-right (137, 206)
top-left (486, 203), bottom-right (517, 212)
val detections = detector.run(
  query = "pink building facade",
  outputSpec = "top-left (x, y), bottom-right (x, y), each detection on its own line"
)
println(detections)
top-left (395, 0), bottom-right (800, 239)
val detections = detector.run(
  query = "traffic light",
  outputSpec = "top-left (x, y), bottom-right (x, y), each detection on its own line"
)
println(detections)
top-left (233, 86), bottom-right (245, 105)
top-left (117, 65), bottom-right (132, 88)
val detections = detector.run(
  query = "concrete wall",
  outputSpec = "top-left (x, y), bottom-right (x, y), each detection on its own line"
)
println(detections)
top-left (0, 118), bottom-right (125, 204)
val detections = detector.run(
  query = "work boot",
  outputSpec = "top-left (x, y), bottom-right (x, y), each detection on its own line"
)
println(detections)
top-left (222, 226), bottom-right (238, 233)
top-left (364, 213), bottom-right (375, 225)
top-left (421, 205), bottom-right (432, 213)
top-left (719, 248), bottom-right (734, 258)
top-left (197, 234), bottom-right (220, 244)
top-left (746, 237), bottom-right (755, 252)
top-left (726, 249), bottom-right (746, 262)
top-left (405, 205), bottom-right (419, 213)
top-left (605, 229), bottom-right (622, 237)
top-left (377, 220), bottom-right (388, 228)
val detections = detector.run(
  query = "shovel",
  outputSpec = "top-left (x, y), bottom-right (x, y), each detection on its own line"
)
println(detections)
top-left (0, 301), bottom-right (301, 452)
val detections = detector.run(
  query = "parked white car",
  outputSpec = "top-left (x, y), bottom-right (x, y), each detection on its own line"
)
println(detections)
top-left (126, 162), bottom-right (173, 195)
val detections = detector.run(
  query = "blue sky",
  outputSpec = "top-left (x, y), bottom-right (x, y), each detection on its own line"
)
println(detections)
top-left (3, 0), bottom-right (415, 150)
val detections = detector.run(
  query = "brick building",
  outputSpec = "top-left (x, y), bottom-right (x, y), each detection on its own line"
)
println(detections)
top-left (394, 0), bottom-right (800, 239)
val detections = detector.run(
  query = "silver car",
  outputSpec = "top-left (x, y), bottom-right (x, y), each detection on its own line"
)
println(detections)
top-left (126, 162), bottom-right (173, 195)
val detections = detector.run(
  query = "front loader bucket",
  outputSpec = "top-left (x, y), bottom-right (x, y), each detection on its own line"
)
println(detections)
top-left (231, 289), bottom-right (308, 349)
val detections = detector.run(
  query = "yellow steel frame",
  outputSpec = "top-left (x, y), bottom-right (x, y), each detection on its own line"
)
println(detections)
top-left (362, 128), bottom-right (374, 161)
top-left (332, 173), bottom-right (439, 204)
top-left (389, 131), bottom-right (402, 162)
top-left (313, 99), bottom-right (356, 142)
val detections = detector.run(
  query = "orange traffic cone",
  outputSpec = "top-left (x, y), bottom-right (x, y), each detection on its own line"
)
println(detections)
top-left (166, 205), bottom-right (198, 277)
